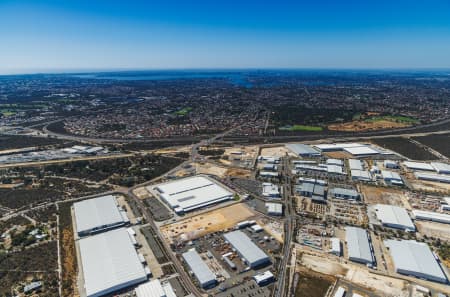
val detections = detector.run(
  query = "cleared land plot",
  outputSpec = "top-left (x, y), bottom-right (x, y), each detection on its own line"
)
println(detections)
top-left (413, 134), bottom-right (450, 158)
top-left (160, 203), bottom-right (256, 243)
top-left (261, 146), bottom-right (295, 157)
top-left (416, 221), bottom-right (450, 242)
top-left (225, 168), bottom-right (252, 178)
top-left (300, 253), bottom-right (409, 297)
top-left (371, 137), bottom-right (437, 160)
top-left (294, 266), bottom-right (335, 297)
top-left (361, 185), bottom-right (409, 208)
top-left (195, 162), bottom-right (228, 178)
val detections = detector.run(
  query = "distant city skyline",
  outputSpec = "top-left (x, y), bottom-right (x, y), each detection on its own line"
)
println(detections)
top-left (1, 0), bottom-right (450, 74)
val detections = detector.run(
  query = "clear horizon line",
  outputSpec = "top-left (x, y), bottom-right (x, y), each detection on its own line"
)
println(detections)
top-left (1, 66), bottom-right (450, 76)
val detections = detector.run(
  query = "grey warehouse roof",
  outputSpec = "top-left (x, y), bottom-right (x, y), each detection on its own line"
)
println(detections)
top-left (224, 230), bottom-right (269, 266)
top-left (374, 204), bottom-right (415, 231)
top-left (329, 187), bottom-right (359, 198)
top-left (286, 143), bottom-right (321, 156)
top-left (182, 249), bottom-right (216, 287)
top-left (74, 195), bottom-right (127, 235)
top-left (345, 227), bottom-right (373, 264)
top-left (78, 228), bottom-right (147, 297)
top-left (385, 240), bottom-right (447, 283)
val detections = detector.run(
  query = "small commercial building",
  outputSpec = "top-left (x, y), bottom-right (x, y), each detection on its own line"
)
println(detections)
top-left (73, 195), bottom-right (129, 237)
top-left (327, 158), bottom-right (344, 166)
top-left (381, 170), bottom-right (403, 185)
top-left (330, 238), bottom-right (341, 256)
top-left (329, 187), bottom-right (360, 200)
top-left (266, 202), bottom-right (283, 216)
top-left (253, 271), bottom-right (275, 286)
top-left (78, 228), bottom-right (147, 297)
top-left (345, 227), bottom-right (374, 265)
top-left (412, 210), bottom-right (450, 225)
top-left (262, 183), bottom-right (280, 198)
top-left (384, 240), bottom-right (447, 283)
top-left (384, 160), bottom-right (399, 169)
top-left (135, 279), bottom-right (176, 297)
top-left (259, 171), bottom-right (280, 178)
top-left (349, 159), bottom-right (363, 171)
top-left (373, 204), bottom-right (415, 231)
top-left (224, 230), bottom-right (270, 268)
top-left (182, 249), bottom-right (217, 288)
top-left (351, 170), bottom-right (372, 182)
top-left (152, 176), bottom-right (234, 214)
top-left (343, 146), bottom-right (379, 157)
top-left (286, 143), bottom-right (321, 157)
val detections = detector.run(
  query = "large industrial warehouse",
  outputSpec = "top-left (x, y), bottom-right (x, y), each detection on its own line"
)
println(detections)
top-left (224, 230), bottom-right (270, 268)
top-left (151, 175), bottom-right (234, 214)
top-left (373, 204), bottom-right (415, 231)
top-left (182, 249), bottom-right (217, 288)
top-left (286, 143), bottom-right (321, 157)
top-left (73, 195), bottom-right (129, 237)
top-left (345, 227), bottom-right (374, 265)
top-left (135, 279), bottom-right (176, 297)
top-left (412, 210), bottom-right (450, 225)
top-left (78, 228), bottom-right (148, 297)
top-left (384, 240), bottom-right (447, 283)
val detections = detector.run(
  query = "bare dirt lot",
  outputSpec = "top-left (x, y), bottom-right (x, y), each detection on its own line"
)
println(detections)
top-left (195, 162), bottom-right (228, 178)
top-left (416, 221), bottom-right (450, 242)
top-left (300, 253), bottom-right (409, 297)
top-left (295, 266), bottom-right (335, 297)
top-left (323, 151), bottom-right (353, 159)
top-left (261, 146), bottom-right (295, 157)
top-left (160, 203), bottom-right (257, 243)
top-left (361, 185), bottom-right (410, 209)
top-left (225, 167), bottom-right (252, 178)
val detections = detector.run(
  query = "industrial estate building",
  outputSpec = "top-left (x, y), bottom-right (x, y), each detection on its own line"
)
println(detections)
top-left (403, 161), bottom-right (435, 171)
top-left (78, 228), bottom-right (148, 297)
top-left (414, 172), bottom-right (450, 184)
top-left (349, 159), bottom-right (363, 171)
top-left (412, 210), bottom-right (450, 225)
top-left (151, 176), bottom-right (234, 214)
top-left (373, 204), bottom-right (415, 231)
top-left (262, 182), bottom-right (280, 198)
top-left (266, 202), bottom-right (283, 216)
top-left (345, 227), bottom-right (374, 265)
top-left (253, 271), bottom-right (275, 286)
top-left (330, 238), bottom-right (341, 256)
top-left (329, 187), bottom-right (360, 200)
top-left (286, 143), bottom-right (321, 157)
top-left (385, 240), bottom-right (447, 283)
top-left (381, 170), bottom-right (403, 185)
top-left (296, 182), bottom-right (326, 202)
top-left (73, 195), bottom-right (129, 237)
top-left (223, 230), bottom-right (270, 268)
top-left (431, 162), bottom-right (450, 174)
top-left (135, 279), bottom-right (176, 297)
top-left (182, 249), bottom-right (217, 288)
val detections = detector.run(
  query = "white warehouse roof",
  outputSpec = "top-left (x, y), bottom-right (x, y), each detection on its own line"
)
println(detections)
top-left (403, 161), bottom-right (435, 171)
top-left (374, 204), bottom-right (415, 231)
top-left (415, 172), bottom-right (450, 184)
top-left (431, 162), bottom-right (450, 174)
top-left (344, 146), bottom-right (379, 156)
top-left (345, 227), bottom-right (373, 264)
top-left (74, 195), bottom-right (128, 236)
top-left (78, 228), bottom-right (147, 297)
top-left (135, 280), bottom-right (176, 297)
top-left (224, 230), bottom-right (270, 268)
top-left (385, 240), bottom-right (447, 283)
top-left (349, 159), bottom-right (363, 170)
top-left (152, 176), bottom-right (233, 212)
top-left (412, 210), bottom-right (450, 225)
top-left (286, 143), bottom-right (321, 156)
top-left (182, 249), bottom-right (216, 288)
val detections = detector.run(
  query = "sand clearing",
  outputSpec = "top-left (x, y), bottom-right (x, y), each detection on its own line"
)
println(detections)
top-left (161, 203), bottom-right (256, 242)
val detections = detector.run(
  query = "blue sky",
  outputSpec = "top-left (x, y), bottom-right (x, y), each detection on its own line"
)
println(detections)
top-left (1, 0), bottom-right (450, 74)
